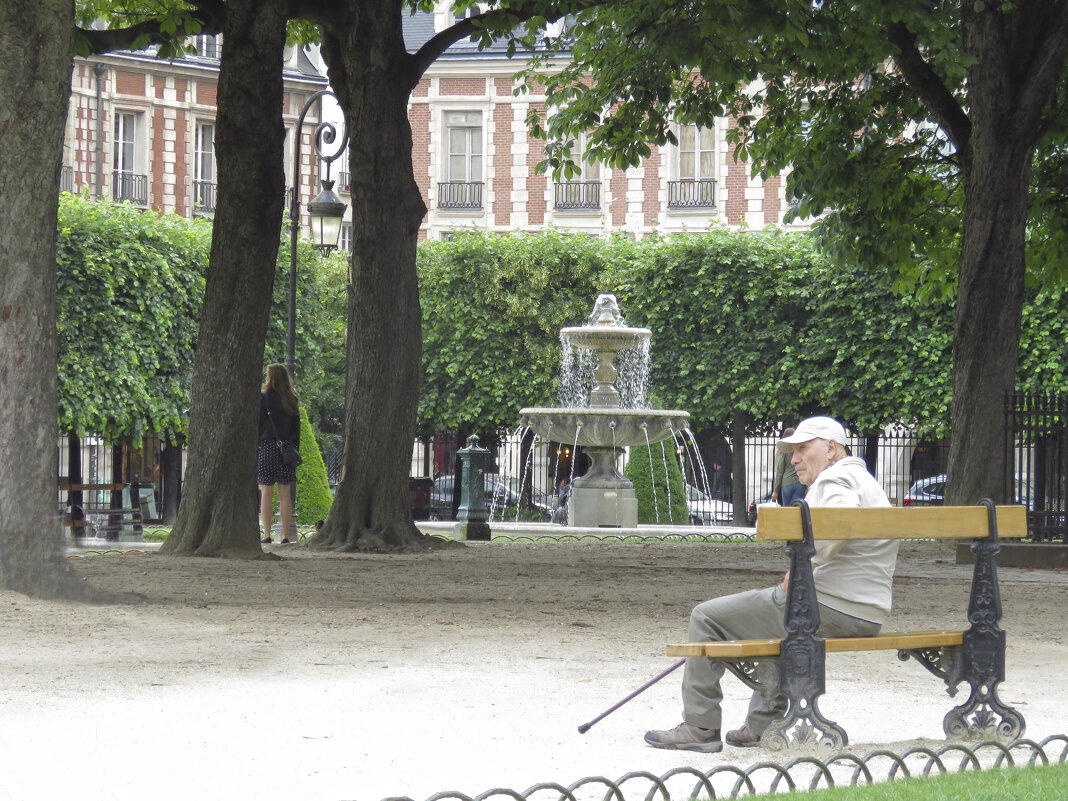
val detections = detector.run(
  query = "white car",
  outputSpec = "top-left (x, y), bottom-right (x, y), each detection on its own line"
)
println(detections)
top-left (686, 485), bottom-right (734, 525)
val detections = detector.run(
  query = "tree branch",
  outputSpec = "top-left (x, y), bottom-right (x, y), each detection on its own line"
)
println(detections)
top-left (1010, 0), bottom-right (1068, 133)
top-left (78, 1), bottom-right (225, 56)
top-left (886, 20), bottom-right (971, 158)
top-left (408, 0), bottom-right (598, 81)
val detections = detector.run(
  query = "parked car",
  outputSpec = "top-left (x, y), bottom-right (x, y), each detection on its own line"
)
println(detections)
top-left (686, 484), bottom-right (734, 525)
top-left (428, 474), bottom-right (522, 520)
top-left (746, 494), bottom-right (767, 526)
top-left (902, 474), bottom-right (1036, 508)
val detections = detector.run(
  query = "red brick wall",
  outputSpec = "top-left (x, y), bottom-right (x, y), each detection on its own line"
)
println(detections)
top-left (493, 102), bottom-right (511, 226)
top-left (152, 108), bottom-right (167, 211)
top-left (723, 118), bottom-right (746, 225)
top-left (763, 173), bottom-right (782, 224)
top-left (174, 110), bottom-right (188, 216)
top-left (410, 104), bottom-right (432, 211)
top-left (439, 77), bottom-right (485, 95)
top-left (643, 147), bottom-right (661, 227)
top-left (525, 103), bottom-right (546, 225)
top-left (197, 82), bottom-right (218, 107)
top-left (610, 168), bottom-right (627, 228)
top-left (115, 70), bottom-right (144, 96)
top-left (413, 78), bottom-right (430, 98)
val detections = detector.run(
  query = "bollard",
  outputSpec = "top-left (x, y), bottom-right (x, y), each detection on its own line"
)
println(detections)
top-left (455, 434), bottom-right (492, 541)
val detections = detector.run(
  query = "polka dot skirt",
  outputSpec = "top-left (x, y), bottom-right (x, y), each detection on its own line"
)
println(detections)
top-left (257, 440), bottom-right (297, 485)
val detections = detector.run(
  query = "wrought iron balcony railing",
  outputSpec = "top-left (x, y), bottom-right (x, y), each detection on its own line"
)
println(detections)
top-left (193, 180), bottom-right (216, 213)
top-left (337, 172), bottom-right (351, 193)
top-left (667, 178), bottom-right (716, 209)
top-left (113, 171), bottom-right (148, 205)
top-left (554, 180), bottom-right (601, 210)
top-left (437, 181), bottom-right (484, 210)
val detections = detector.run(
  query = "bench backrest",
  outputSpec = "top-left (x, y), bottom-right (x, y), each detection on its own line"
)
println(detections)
top-left (756, 504), bottom-right (1027, 542)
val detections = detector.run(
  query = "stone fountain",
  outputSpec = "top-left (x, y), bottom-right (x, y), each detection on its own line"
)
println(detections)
top-left (520, 294), bottom-right (689, 527)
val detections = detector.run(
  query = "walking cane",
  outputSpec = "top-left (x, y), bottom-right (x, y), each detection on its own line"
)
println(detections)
top-left (578, 658), bottom-right (686, 734)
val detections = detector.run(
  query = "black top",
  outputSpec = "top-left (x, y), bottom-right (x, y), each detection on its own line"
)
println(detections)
top-left (259, 390), bottom-right (300, 444)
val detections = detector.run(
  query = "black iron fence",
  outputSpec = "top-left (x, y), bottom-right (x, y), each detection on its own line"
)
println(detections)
top-left (405, 424), bottom-right (953, 524)
top-left (554, 180), bottom-right (601, 210)
top-left (1006, 392), bottom-right (1068, 543)
top-left (438, 181), bottom-right (484, 210)
top-left (667, 178), bottom-right (716, 208)
top-left (193, 180), bottom-right (216, 213)
top-left (113, 170), bottom-right (148, 205)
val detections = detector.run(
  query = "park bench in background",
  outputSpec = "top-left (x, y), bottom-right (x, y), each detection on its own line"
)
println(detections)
top-left (59, 482), bottom-right (143, 540)
top-left (667, 500), bottom-right (1027, 752)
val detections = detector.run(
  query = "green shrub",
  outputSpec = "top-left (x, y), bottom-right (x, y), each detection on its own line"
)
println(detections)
top-left (295, 406), bottom-right (333, 525)
top-left (624, 442), bottom-right (689, 524)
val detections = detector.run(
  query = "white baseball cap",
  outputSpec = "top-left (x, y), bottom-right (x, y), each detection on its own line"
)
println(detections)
top-left (776, 416), bottom-right (848, 453)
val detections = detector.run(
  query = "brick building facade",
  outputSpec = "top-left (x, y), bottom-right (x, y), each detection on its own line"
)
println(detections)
top-left (64, 38), bottom-right (330, 228)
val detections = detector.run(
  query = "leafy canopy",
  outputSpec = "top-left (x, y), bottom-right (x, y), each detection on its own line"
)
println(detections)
top-left (520, 0), bottom-right (1068, 296)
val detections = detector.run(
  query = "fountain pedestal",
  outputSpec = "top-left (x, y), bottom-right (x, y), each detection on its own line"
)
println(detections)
top-left (569, 446), bottom-right (638, 526)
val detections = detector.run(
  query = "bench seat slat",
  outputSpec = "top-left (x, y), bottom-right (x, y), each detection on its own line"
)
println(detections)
top-left (667, 630), bottom-right (964, 658)
top-left (756, 505), bottom-right (1027, 542)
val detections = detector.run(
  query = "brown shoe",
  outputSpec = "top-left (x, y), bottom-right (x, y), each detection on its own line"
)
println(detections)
top-left (644, 722), bottom-right (722, 753)
top-left (725, 726), bottom-right (762, 748)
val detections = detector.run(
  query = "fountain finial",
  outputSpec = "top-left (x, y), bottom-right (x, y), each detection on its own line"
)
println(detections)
top-left (588, 293), bottom-right (624, 326)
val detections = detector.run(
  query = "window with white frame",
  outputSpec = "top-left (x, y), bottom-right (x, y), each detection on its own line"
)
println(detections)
top-left (113, 111), bottom-right (147, 204)
top-left (439, 111), bottom-right (483, 209)
top-left (669, 123), bottom-right (716, 208)
top-left (194, 34), bottom-right (220, 59)
top-left (340, 222), bottom-right (353, 252)
top-left (554, 132), bottom-right (601, 210)
top-left (194, 122), bottom-right (216, 212)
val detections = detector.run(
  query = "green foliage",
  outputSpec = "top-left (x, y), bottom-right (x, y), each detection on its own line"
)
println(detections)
top-left (623, 441), bottom-right (689, 525)
top-left (417, 228), bottom-right (610, 435)
top-left (418, 229), bottom-right (1067, 439)
top-left (1018, 287), bottom-right (1068, 393)
top-left (265, 233), bottom-right (348, 454)
top-left (295, 406), bottom-right (334, 524)
top-left (56, 193), bottom-right (208, 441)
top-left (524, 0), bottom-right (1068, 297)
top-left (777, 762), bottom-right (1068, 800)
top-left (56, 196), bottom-right (349, 452)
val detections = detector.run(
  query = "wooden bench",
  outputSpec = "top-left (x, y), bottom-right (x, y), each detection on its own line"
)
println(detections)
top-left (666, 499), bottom-right (1027, 751)
top-left (59, 483), bottom-right (143, 539)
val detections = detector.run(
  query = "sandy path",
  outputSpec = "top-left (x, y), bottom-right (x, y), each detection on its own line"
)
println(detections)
top-left (0, 540), bottom-right (1064, 801)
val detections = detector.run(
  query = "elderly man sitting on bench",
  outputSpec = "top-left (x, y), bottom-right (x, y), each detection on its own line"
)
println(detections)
top-left (645, 415), bottom-right (898, 753)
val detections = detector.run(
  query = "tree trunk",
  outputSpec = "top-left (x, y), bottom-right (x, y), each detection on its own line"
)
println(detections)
top-left (312, 2), bottom-right (446, 551)
top-left (0, 0), bottom-right (107, 599)
top-left (946, 3), bottom-right (1068, 505)
top-left (161, 0), bottom-right (288, 557)
top-left (160, 437), bottom-right (183, 525)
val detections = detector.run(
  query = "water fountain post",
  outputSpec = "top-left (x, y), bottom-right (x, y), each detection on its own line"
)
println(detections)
top-left (455, 434), bottom-right (491, 541)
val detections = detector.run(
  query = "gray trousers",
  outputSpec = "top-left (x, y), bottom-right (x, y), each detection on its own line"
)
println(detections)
top-left (681, 586), bottom-right (881, 733)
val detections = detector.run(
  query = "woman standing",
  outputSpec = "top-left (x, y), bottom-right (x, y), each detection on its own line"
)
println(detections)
top-left (258, 363), bottom-right (300, 544)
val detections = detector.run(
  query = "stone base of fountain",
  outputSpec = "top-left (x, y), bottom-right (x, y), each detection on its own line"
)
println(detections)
top-left (567, 444), bottom-right (638, 527)
top-left (569, 486), bottom-right (638, 527)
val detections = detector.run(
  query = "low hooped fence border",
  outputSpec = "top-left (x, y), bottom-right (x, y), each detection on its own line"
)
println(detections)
top-left (379, 736), bottom-right (1068, 801)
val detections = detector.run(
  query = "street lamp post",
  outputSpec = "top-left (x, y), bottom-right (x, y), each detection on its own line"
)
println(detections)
top-left (287, 89), bottom-right (348, 378)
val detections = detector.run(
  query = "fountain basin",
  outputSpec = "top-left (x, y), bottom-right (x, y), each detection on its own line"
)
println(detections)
top-left (560, 325), bottom-right (650, 353)
top-left (519, 407), bottom-right (690, 449)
